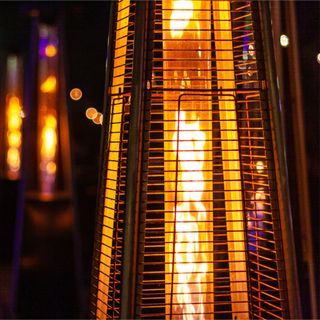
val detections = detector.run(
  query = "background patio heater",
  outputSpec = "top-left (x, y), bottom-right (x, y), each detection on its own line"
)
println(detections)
top-left (12, 22), bottom-right (83, 317)
top-left (91, 1), bottom-right (300, 319)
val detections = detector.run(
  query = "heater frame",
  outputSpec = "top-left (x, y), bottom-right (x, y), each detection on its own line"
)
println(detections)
top-left (257, 2), bottom-right (301, 318)
top-left (91, 1), bottom-right (301, 319)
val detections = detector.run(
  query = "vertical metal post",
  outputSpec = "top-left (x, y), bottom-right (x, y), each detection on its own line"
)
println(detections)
top-left (285, 3), bottom-right (318, 318)
top-left (58, 13), bottom-right (86, 317)
top-left (258, 2), bottom-right (302, 319)
top-left (270, 1), bottom-right (284, 104)
top-left (9, 15), bottom-right (38, 316)
top-left (90, 2), bottom-right (117, 317)
top-left (120, 1), bottom-right (148, 318)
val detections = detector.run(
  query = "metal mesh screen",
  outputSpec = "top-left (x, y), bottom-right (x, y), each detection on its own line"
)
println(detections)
top-left (92, 1), bottom-right (288, 319)
top-left (91, 1), bottom-right (136, 318)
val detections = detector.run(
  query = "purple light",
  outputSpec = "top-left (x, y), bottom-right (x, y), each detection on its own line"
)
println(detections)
top-left (39, 37), bottom-right (48, 58)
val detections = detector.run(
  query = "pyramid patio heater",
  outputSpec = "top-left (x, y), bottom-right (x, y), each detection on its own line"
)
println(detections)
top-left (24, 22), bottom-right (72, 201)
top-left (91, 1), bottom-right (300, 319)
top-left (12, 22), bottom-right (82, 317)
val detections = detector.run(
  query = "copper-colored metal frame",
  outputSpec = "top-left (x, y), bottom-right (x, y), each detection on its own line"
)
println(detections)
top-left (91, 1), bottom-right (300, 319)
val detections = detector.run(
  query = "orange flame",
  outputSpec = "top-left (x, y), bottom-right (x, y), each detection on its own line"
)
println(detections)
top-left (170, 0), bottom-right (194, 38)
top-left (6, 96), bottom-right (23, 179)
top-left (40, 75), bottom-right (57, 93)
top-left (41, 114), bottom-right (57, 159)
top-left (172, 111), bottom-right (207, 319)
top-left (40, 114), bottom-right (57, 194)
top-left (163, 0), bottom-right (213, 318)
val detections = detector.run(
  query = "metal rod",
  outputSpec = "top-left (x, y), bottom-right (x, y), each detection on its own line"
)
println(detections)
top-left (258, 2), bottom-right (301, 318)
top-left (270, 1), bottom-right (284, 107)
top-left (58, 13), bottom-right (86, 317)
top-left (9, 15), bottom-right (38, 316)
top-left (169, 97), bottom-right (182, 319)
top-left (90, 2), bottom-right (117, 317)
top-left (120, 1), bottom-right (148, 319)
top-left (285, 2), bottom-right (318, 317)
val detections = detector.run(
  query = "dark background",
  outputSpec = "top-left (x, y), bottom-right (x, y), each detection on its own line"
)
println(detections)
top-left (0, 1), bottom-right (318, 318)
top-left (0, 2), bottom-right (110, 318)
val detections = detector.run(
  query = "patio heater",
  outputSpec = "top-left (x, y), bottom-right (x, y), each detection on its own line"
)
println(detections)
top-left (91, 1), bottom-right (300, 319)
top-left (13, 22), bottom-right (83, 317)
top-left (28, 23), bottom-right (70, 199)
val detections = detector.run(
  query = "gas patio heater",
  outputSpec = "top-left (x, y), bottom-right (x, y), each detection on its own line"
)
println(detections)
top-left (13, 22), bottom-right (81, 317)
top-left (91, 1), bottom-right (300, 319)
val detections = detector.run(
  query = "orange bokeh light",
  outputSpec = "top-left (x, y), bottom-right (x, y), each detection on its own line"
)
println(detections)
top-left (6, 95), bottom-right (23, 178)
top-left (46, 161), bottom-right (57, 175)
top-left (8, 131), bottom-right (21, 148)
top-left (7, 147), bottom-right (20, 171)
top-left (85, 107), bottom-right (97, 120)
top-left (70, 88), bottom-right (82, 101)
top-left (40, 76), bottom-right (57, 93)
top-left (92, 112), bottom-right (103, 125)
top-left (45, 44), bottom-right (57, 57)
top-left (41, 114), bottom-right (57, 159)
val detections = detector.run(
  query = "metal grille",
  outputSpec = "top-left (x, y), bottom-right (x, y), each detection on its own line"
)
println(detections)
top-left (92, 1), bottom-right (288, 319)
top-left (91, 1), bottom-right (136, 318)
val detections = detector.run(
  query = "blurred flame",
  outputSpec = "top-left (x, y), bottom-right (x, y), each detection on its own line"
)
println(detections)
top-left (6, 96), bottom-right (23, 178)
top-left (45, 44), bottom-right (57, 57)
top-left (7, 147), bottom-right (20, 171)
top-left (39, 113), bottom-right (57, 195)
top-left (40, 114), bottom-right (57, 167)
top-left (46, 161), bottom-right (57, 175)
top-left (7, 96), bottom-right (22, 129)
top-left (40, 75), bottom-right (57, 93)
top-left (170, 0), bottom-right (194, 38)
top-left (8, 132), bottom-right (22, 148)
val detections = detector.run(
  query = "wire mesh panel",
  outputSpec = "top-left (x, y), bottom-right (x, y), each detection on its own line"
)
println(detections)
top-left (92, 1), bottom-right (289, 319)
top-left (91, 1), bottom-right (136, 318)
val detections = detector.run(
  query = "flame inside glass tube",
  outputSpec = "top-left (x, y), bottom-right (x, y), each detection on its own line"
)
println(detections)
top-left (163, 0), bottom-right (249, 318)
top-left (163, 1), bottom-right (213, 318)
top-left (38, 24), bottom-right (60, 197)
top-left (6, 96), bottom-right (23, 179)
top-left (40, 114), bottom-right (57, 195)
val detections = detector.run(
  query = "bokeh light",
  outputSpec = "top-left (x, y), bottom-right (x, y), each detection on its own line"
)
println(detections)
top-left (46, 161), bottom-right (57, 174)
top-left (40, 76), bottom-right (57, 93)
top-left (256, 161), bottom-right (264, 173)
top-left (70, 88), bottom-right (82, 101)
top-left (8, 131), bottom-right (22, 148)
top-left (85, 107), bottom-right (97, 120)
top-left (45, 44), bottom-right (57, 57)
top-left (7, 147), bottom-right (20, 171)
top-left (280, 34), bottom-right (289, 47)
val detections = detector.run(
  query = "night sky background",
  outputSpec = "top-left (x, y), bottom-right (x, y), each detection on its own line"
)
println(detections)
top-left (0, 1), bottom-right (318, 318)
